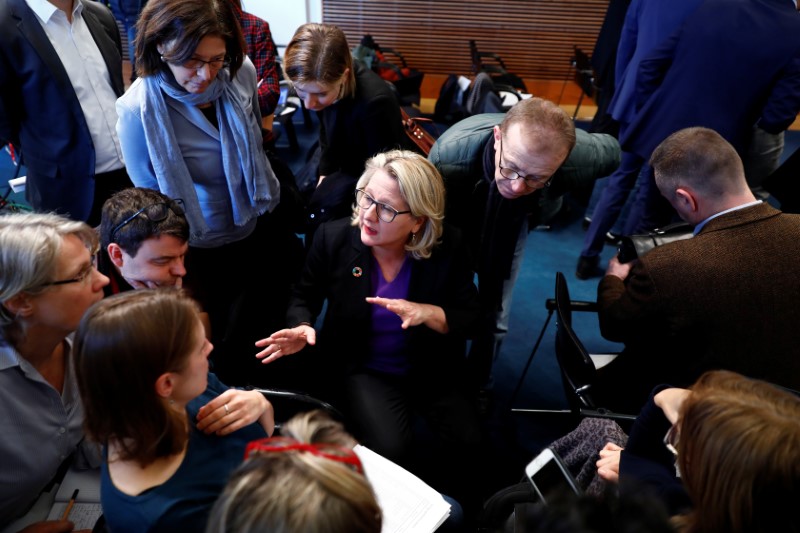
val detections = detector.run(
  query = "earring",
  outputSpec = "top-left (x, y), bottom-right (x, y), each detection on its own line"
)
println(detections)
top-left (160, 55), bottom-right (166, 62)
top-left (410, 232), bottom-right (417, 244)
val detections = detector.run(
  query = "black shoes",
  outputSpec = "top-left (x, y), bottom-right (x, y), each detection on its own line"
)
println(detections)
top-left (605, 231), bottom-right (622, 245)
top-left (576, 255), bottom-right (603, 280)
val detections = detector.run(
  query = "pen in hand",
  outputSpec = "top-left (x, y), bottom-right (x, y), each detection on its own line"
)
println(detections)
top-left (61, 489), bottom-right (79, 521)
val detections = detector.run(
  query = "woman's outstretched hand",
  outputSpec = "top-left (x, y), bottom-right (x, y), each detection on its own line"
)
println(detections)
top-left (366, 297), bottom-right (449, 333)
top-left (254, 325), bottom-right (316, 364)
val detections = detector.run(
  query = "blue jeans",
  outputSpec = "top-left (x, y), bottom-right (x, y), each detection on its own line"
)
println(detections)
top-left (109, 0), bottom-right (144, 66)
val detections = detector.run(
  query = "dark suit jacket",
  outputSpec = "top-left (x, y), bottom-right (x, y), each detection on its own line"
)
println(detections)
top-left (0, 0), bottom-right (123, 221)
top-left (597, 203), bottom-right (800, 405)
top-left (621, 0), bottom-right (800, 159)
top-left (317, 61), bottom-right (410, 178)
top-left (286, 218), bottom-right (480, 382)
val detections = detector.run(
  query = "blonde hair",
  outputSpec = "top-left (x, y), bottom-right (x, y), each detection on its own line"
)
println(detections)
top-left (675, 371), bottom-right (800, 533)
top-left (206, 411), bottom-right (381, 533)
top-left (284, 23), bottom-right (356, 99)
top-left (352, 150), bottom-right (446, 260)
top-left (0, 212), bottom-right (98, 346)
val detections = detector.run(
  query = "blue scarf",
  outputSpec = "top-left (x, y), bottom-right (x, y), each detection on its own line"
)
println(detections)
top-left (140, 69), bottom-right (277, 242)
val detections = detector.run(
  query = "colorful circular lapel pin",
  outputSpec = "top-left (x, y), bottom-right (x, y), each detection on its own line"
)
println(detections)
top-left (352, 267), bottom-right (363, 278)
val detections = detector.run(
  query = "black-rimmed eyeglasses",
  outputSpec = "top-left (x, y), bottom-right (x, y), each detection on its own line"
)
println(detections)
top-left (498, 136), bottom-right (552, 188)
top-left (110, 199), bottom-right (185, 242)
top-left (355, 189), bottom-right (411, 223)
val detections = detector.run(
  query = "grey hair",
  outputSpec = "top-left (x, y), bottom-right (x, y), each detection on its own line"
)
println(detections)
top-left (0, 212), bottom-right (98, 345)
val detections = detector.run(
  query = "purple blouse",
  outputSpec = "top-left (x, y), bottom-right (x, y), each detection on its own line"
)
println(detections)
top-left (366, 255), bottom-right (412, 375)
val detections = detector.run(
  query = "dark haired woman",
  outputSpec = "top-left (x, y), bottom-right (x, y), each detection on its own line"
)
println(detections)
top-left (75, 290), bottom-right (273, 531)
top-left (116, 0), bottom-right (302, 386)
top-left (284, 23), bottom-right (411, 242)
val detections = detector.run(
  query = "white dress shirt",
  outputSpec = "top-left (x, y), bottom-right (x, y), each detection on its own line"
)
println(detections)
top-left (24, 0), bottom-right (125, 173)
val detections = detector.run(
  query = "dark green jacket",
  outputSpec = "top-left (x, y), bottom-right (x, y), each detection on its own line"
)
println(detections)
top-left (429, 113), bottom-right (620, 293)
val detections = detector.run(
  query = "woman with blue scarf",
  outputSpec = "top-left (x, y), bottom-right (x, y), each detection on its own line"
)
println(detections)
top-left (116, 0), bottom-right (302, 388)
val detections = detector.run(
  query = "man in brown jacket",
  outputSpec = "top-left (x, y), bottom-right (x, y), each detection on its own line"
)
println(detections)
top-left (596, 127), bottom-right (800, 412)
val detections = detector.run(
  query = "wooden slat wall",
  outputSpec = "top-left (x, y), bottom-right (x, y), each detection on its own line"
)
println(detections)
top-left (322, 0), bottom-right (609, 81)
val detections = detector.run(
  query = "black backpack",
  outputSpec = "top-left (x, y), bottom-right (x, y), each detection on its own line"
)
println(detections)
top-left (433, 74), bottom-right (469, 126)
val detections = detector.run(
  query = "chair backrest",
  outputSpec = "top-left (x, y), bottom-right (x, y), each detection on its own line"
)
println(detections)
top-left (572, 46), bottom-right (595, 98)
top-left (554, 272), bottom-right (599, 412)
top-left (253, 388), bottom-right (344, 430)
top-left (469, 39), bottom-right (508, 74)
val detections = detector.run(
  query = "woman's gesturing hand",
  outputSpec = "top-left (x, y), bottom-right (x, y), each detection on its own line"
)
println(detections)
top-left (366, 297), bottom-right (449, 333)
top-left (254, 325), bottom-right (317, 364)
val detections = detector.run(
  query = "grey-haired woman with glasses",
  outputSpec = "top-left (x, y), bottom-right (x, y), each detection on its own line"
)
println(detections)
top-left (255, 150), bottom-right (483, 508)
top-left (0, 213), bottom-right (110, 529)
top-left (116, 0), bottom-right (303, 387)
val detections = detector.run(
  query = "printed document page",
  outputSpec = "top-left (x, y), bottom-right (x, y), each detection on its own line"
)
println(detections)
top-left (354, 445), bottom-right (451, 533)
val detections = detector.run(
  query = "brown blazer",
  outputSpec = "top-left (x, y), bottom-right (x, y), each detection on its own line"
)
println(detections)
top-left (598, 203), bottom-right (800, 403)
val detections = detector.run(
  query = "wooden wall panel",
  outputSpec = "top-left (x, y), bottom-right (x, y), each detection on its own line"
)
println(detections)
top-left (322, 0), bottom-right (609, 81)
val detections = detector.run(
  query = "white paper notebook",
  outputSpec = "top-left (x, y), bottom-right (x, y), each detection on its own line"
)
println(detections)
top-left (46, 467), bottom-right (103, 530)
top-left (354, 445), bottom-right (451, 533)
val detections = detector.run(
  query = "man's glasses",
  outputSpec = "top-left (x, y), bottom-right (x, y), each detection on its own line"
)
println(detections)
top-left (355, 189), bottom-right (411, 223)
top-left (39, 253), bottom-right (98, 288)
top-left (245, 437), bottom-right (364, 474)
top-left (110, 199), bottom-right (185, 242)
top-left (181, 56), bottom-right (231, 71)
top-left (498, 136), bottom-right (552, 188)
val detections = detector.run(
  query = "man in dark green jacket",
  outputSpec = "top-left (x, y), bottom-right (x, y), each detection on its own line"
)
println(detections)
top-left (429, 97), bottom-right (620, 391)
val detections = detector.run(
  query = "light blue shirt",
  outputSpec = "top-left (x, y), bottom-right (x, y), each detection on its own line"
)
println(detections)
top-left (116, 60), bottom-right (265, 248)
top-left (0, 338), bottom-right (100, 524)
top-left (693, 200), bottom-right (763, 235)
top-left (23, 0), bottom-right (124, 173)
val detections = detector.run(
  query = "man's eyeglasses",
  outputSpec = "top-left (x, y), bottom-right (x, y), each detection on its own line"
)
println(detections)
top-left (355, 189), bottom-right (411, 223)
top-left (111, 199), bottom-right (185, 242)
top-left (245, 437), bottom-right (364, 474)
top-left (498, 136), bottom-right (552, 188)
top-left (181, 56), bottom-right (231, 71)
top-left (39, 253), bottom-right (98, 288)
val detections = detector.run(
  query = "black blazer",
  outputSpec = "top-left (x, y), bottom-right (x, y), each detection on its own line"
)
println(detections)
top-left (0, 0), bottom-right (123, 221)
top-left (287, 218), bottom-right (480, 380)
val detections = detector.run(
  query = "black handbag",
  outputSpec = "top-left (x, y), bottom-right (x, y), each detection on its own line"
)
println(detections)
top-left (617, 222), bottom-right (694, 263)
